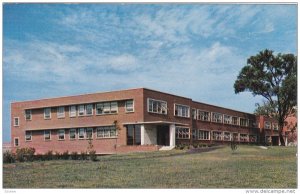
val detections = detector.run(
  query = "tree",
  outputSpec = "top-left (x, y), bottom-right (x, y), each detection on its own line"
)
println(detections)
top-left (234, 49), bottom-right (297, 146)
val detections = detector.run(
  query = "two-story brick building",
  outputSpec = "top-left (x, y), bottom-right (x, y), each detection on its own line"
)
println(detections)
top-left (10, 88), bottom-right (281, 154)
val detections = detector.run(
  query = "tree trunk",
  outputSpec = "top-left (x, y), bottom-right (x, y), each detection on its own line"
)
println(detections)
top-left (279, 126), bottom-right (286, 146)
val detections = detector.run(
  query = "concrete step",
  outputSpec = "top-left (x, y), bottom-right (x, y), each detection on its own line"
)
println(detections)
top-left (159, 146), bottom-right (175, 151)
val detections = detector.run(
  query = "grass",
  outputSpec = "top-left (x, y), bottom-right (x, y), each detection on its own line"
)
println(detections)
top-left (3, 145), bottom-right (297, 188)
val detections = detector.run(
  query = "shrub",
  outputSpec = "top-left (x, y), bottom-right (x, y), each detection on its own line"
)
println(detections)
top-left (89, 150), bottom-right (97, 161)
top-left (16, 147), bottom-right (36, 162)
top-left (62, 151), bottom-right (69, 160)
top-left (25, 147), bottom-right (35, 161)
top-left (54, 151), bottom-right (61, 160)
top-left (44, 150), bottom-right (53, 160)
top-left (71, 151), bottom-right (78, 160)
top-left (230, 141), bottom-right (238, 153)
top-left (3, 150), bottom-right (16, 163)
top-left (80, 151), bottom-right (87, 160)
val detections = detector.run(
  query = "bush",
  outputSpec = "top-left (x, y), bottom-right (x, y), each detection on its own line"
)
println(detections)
top-left (80, 151), bottom-right (87, 160)
top-left (89, 150), bottom-right (97, 161)
top-left (3, 150), bottom-right (16, 163)
top-left (54, 151), bottom-right (61, 160)
top-left (62, 151), bottom-right (69, 160)
top-left (16, 147), bottom-right (35, 162)
top-left (44, 150), bottom-right (54, 160)
top-left (71, 151), bottom-right (78, 160)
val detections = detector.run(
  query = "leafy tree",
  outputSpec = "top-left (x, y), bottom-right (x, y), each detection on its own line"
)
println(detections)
top-left (234, 49), bottom-right (297, 145)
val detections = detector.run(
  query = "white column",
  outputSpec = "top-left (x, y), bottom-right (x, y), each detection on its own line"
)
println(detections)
top-left (169, 124), bottom-right (176, 147)
top-left (141, 124), bottom-right (145, 145)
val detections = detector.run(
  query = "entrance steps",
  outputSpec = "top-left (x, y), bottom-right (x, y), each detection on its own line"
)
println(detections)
top-left (159, 146), bottom-right (175, 151)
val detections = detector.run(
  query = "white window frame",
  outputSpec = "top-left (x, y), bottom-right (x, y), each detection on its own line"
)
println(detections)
top-left (69, 128), bottom-right (76, 140)
top-left (223, 131), bottom-right (232, 141)
top-left (175, 127), bottom-right (190, 139)
top-left (110, 102), bottom-right (118, 114)
top-left (44, 108), bottom-right (51, 119)
top-left (240, 118), bottom-right (249, 127)
top-left (197, 110), bottom-right (210, 121)
top-left (78, 128), bottom-right (85, 139)
top-left (13, 117), bottom-right (20, 127)
top-left (211, 112), bottom-right (223, 123)
top-left (272, 123), bottom-right (279, 130)
top-left (58, 129), bottom-right (65, 140)
top-left (14, 137), bottom-right (19, 147)
top-left (96, 126), bottom-right (117, 138)
top-left (223, 115), bottom-right (232, 124)
top-left (174, 103), bottom-right (190, 118)
top-left (86, 128), bottom-right (93, 139)
top-left (192, 109), bottom-right (197, 120)
top-left (198, 130), bottom-right (210, 140)
top-left (249, 135), bottom-right (257, 142)
top-left (96, 102), bottom-right (118, 115)
top-left (44, 130), bottom-right (51, 141)
top-left (78, 105), bottom-right (85, 116)
top-left (264, 121), bottom-right (271, 129)
top-left (25, 131), bottom-right (32, 141)
top-left (25, 110), bottom-right (32, 120)
top-left (125, 100), bottom-right (134, 113)
top-left (211, 131), bottom-right (223, 141)
top-left (147, 98), bottom-right (167, 115)
top-left (69, 105), bottom-right (77, 117)
top-left (86, 104), bottom-right (93, 116)
top-left (57, 106), bottom-right (65, 118)
top-left (232, 116), bottom-right (239, 125)
top-left (240, 134), bottom-right (249, 142)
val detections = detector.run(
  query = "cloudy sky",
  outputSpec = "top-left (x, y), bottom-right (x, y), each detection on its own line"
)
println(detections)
top-left (3, 3), bottom-right (297, 142)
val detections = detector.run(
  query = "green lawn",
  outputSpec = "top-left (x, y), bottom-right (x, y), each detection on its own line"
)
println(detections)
top-left (3, 145), bottom-right (297, 188)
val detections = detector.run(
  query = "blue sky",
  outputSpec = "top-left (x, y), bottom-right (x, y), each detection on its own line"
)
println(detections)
top-left (3, 3), bottom-right (297, 142)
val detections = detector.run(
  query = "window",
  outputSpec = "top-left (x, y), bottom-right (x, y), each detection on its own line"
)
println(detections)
top-left (273, 123), bottom-right (279, 130)
top-left (78, 105), bottom-right (85, 116)
top-left (125, 100), bottom-right (134, 112)
top-left (25, 131), bottom-right (32, 141)
top-left (249, 135), bottom-right (257, 142)
top-left (58, 129), bottom-right (65, 140)
top-left (78, 128), bottom-right (85, 139)
top-left (25, 110), bottom-right (32, 120)
top-left (233, 133), bottom-right (239, 141)
top-left (14, 117), bottom-right (19, 126)
top-left (264, 121), bottom-right (271, 129)
top-left (44, 130), bottom-right (51, 141)
top-left (224, 115), bottom-right (232, 124)
top-left (57, 107), bottom-right (65, 118)
top-left (212, 131), bottom-right (222, 141)
top-left (69, 129), bottom-right (76, 140)
top-left (223, 132), bottom-right (231, 141)
top-left (240, 134), bottom-right (249, 142)
top-left (198, 130), bottom-right (210, 140)
top-left (14, 138), bottom-right (19, 147)
top-left (147, 98), bottom-right (167, 114)
top-left (176, 127), bottom-right (190, 139)
top-left (240, 118), bottom-right (249, 127)
top-left (86, 128), bottom-right (93, 139)
top-left (97, 126), bottom-right (117, 138)
top-left (44, 108), bottom-right (51, 119)
top-left (232, 116), bottom-right (239, 125)
top-left (192, 109), bottom-right (197, 120)
top-left (86, 104), bottom-right (93, 115)
top-left (96, 102), bottom-right (118, 114)
top-left (197, 110), bottom-right (210, 121)
top-left (192, 129), bottom-right (197, 139)
top-left (211, 112), bottom-right (223, 123)
top-left (69, 106), bottom-right (76, 117)
top-left (174, 104), bottom-right (190, 118)
top-left (127, 125), bottom-right (141, 145)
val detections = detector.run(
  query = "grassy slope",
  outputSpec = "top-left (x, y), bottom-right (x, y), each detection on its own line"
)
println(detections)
top-left (3, 145), bottom-right (297, 188)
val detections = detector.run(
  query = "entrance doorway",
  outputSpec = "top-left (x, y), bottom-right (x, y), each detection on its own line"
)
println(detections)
top-left (157, 125), bottom-right (169, 146)
top-left (271, 136), bottom-right (279, 146)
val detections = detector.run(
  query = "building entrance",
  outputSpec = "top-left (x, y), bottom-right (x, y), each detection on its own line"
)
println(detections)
top-left (157, 125), bottom-right (170, 146)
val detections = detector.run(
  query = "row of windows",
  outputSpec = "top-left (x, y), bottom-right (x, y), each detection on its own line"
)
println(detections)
top-left (264, 121), bottom-right (279, 130)
top-left (22, 126), bottom-right (117, 144)
top-left (22, 100), bottom-right (134, 121)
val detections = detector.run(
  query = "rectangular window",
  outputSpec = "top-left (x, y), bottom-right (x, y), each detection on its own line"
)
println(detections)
top-left (273, 123), bottom-right (279, 130)
top-left (25, 110), bottom-right (32, 120)
top-left (14, 138), bottom-right (19, 147)
top-left (86, 104), bottom-right (93, 115)
top-left (44, 108), bottom-right (51, 119)
top-left (57, 107), bottom-right (65, 118)
top-left (69, 129), bottom-right (76, 140)
top-left (176, 127), bottom-right (190, 139)
top-left (96, 102), bottom-right (118, 114)
top-left (126, 125), bottom-right (141, 145)
top-left (264, 121), bottom-right (271, 129)
top-left (192, 129), bottom-right (197, 140)
top-left (232, 116), bottom-right (239, 125)
top-left (125, 100), bottom-right (134, 112)
top-left (174, 104), bottom-right (190, 118)
top-left (197, 110), bottom-right (210, 121)
top-left (211, 112), bottom-right (223, 123)
top-left (58, 129), bottom-right (65, 140)
top-left (69, 106), bottom-right (76, 117)
top-left (78, 128), bottom-right (85, 139)
top-left (212, 131), bottom-right (222, 141)
top-left (249, 135), bottom-right (257, 142)
top-left (86, 128), bottom-right (93, 139)
top-left (240, 134), bottom-right (249, 142)
top-left (224, 115), bottom-right (232, 124)
top-left (78, 105), bottom-right (85, 116)
top-left (240, 118), bottom-right (249, 127)
top-left (44, 130), bottom-right (51, 141)
top-left (223, 132), bottom-right (231, 141)
top-left (147, 98), bottom-right (167, 114)
top-left (14, 117), bottom-right (20, 126)
top-left (97, 126), bottom-right (117, 138)
top-left (198, 130), bottom-right (210, 140)
top-left (25, 131), bottom-right (32, 141)
top-left (192, 109), bottom-right (197, 120)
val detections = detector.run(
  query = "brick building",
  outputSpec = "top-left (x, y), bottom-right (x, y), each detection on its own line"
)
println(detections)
top-left (10, 88), bottom-right (281, 154)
